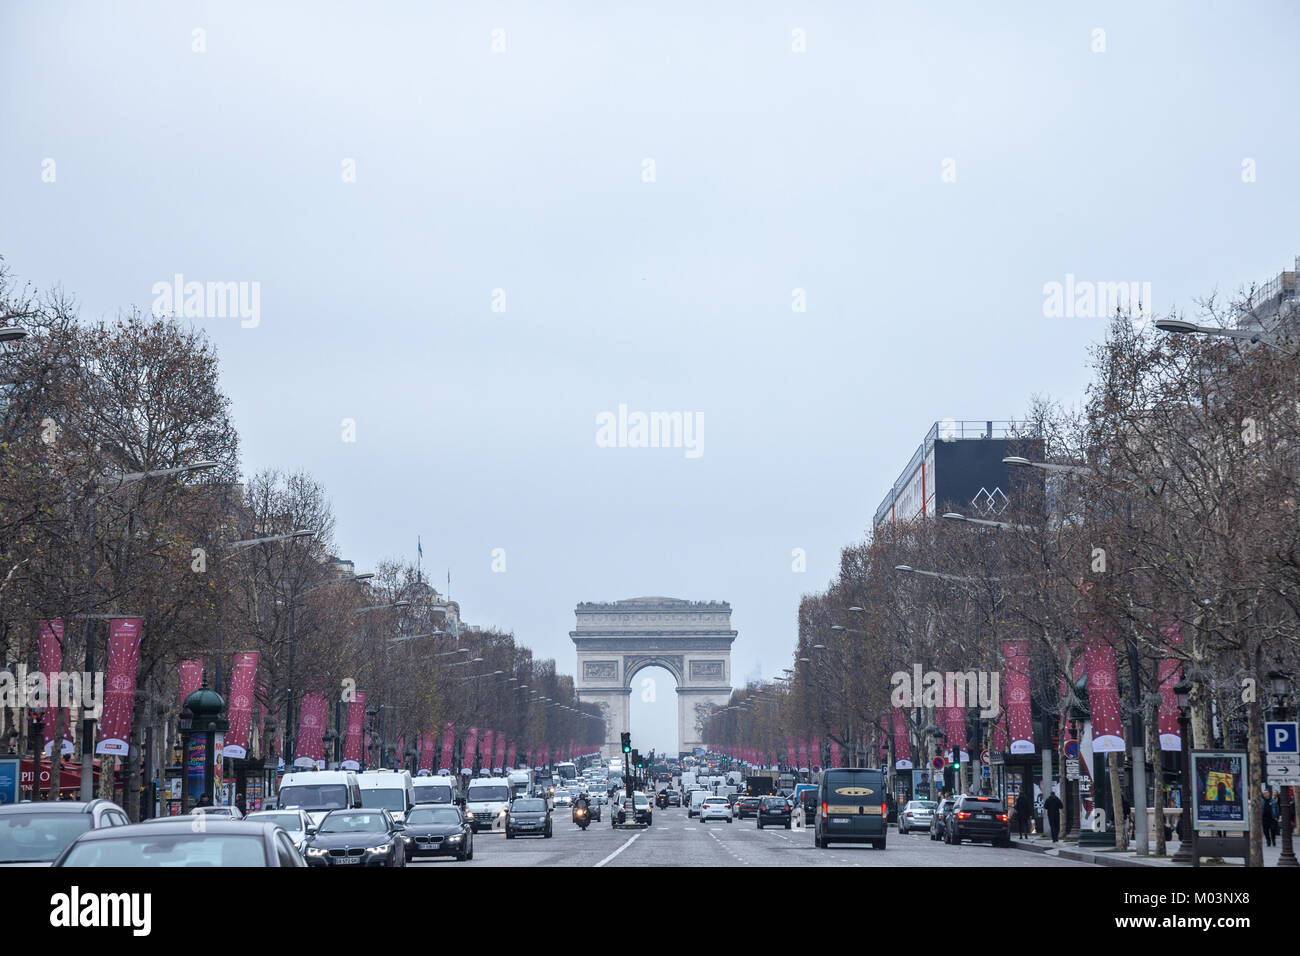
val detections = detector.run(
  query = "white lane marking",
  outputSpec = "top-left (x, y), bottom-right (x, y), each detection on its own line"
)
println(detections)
top-left (684, 827), bottom-right (696, 831)
top-left (594, 832), bottom-right (643, 867)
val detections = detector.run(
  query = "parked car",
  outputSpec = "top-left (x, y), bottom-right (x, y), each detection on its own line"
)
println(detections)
top-left (191, 804), bottom-right (244, 821)
top-left (930, 799), bottom-right (954, 841)
top-left (507, 797), bottom-right (553, 838)
top-left (0, 800), bottom-right (130, 866)
top-left (756, 795), bottom-right (792, 829)
top-left (53, 818), bottom-right (306, 867)
top-left (699, 796), bottom-right (733, 823)
top-left (245, 808), bottom-right (314, 852)
top-left (898, 800), bottom-right (937, 835)
top-left (945, 795), bottom-right (1010, 847)
top-left (403, 805), bottom-right (474, 860)
top-left (302, 808), bottom-right (407, 866)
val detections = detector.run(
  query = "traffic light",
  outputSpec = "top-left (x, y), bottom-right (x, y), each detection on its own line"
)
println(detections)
top-left (631, 749), bottom-right (641, 769)
top-left (621, 732), bottom-right (631, 754)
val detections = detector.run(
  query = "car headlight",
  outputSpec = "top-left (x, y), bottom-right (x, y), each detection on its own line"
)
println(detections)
top-left (304, 846), bottom-right (328, 857)
top-left (366, 843), bottom-right (392, 855)
top-left (447, 833), bottom-right (463, 842)
top-left (465, 810), bottom-right (475, 819)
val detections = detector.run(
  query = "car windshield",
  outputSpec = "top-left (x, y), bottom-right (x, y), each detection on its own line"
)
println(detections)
top-left (915, 801), bottom-right (937, 809)
top-left (248, 813), bottom-right (302, 830)
top-left (61, 833), bottom-right (266, 867)
top-left (634, 796), bottom-right (649, 808)
top-left (277, 784), bottom-right (349, 811)
top-left (360, 789), bottom-right (407, 811)
top-left (412, 784), bottom-right (453, 804)
top-left (512, 800), bottom-right (546, 812)
top-left (318, 812), bottom-right (389, 833)
top-left (0, 813), bottom-right (91, 863)
top-left (406, 807), bottom-right (462, 825)
top-left (467, 785), bottom-right (509, 803)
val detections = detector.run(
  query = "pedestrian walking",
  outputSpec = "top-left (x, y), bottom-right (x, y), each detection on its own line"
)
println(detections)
top-left (235, 792), bottom-right (247, 817)
top-left (1014, 790), bottom-right (1031, 840)
top-left (1262, 788), bottom-right (1277, 847)
top-left (1043, 790), bottom-right (1063, 842)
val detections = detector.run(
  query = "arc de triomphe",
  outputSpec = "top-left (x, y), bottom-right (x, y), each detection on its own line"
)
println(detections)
top-left (572, 597), bottom-right (736, 759)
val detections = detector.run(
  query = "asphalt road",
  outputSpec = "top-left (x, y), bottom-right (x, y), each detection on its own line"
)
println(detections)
top-left (409, 808), bottom-right (1096, 867)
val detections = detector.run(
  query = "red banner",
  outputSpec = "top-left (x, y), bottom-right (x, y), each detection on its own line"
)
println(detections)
top-left (96, 618), bottom-right (142, 755)
top-left (38, 621), bottom-right (73, 756)
top-left (482, 730), bottom-right (495, 770)
top-left (1157, 618), bottom-right (1184, 751)
top-left (179, 660), bottom-right (203, 711)
top-left (796, 739), bottom-right (808, 769)
top-left (1003, 640), bottom-right (1035, 753)
top-left (1082, 616), bottom-right (1125, 752)
top-left (342, 691), bottom-right (367, 770)
top-left (221, 652), bottom-right (259, 758)
top-left (943, 705), bottom-right (967, 755)
top-left (785, 736), bottom-right (795, 767)
top-left (439, 722), bottom-right (455, 772)
top-left (506, 741), bottom-right (517, 769)
top-left (495, 732), bottom-right (507, 770)
top-left (419, 732), bottom-right (434, 772)
top-left (466, 727), bottom-right (480, 770)
top-left (294, 693), bottom-right (327, 767)
top-left (892, 708), bottom-right (912, 768)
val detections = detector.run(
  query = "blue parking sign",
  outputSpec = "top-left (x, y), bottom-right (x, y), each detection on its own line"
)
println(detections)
top-left (1265, 722), bottom-right (1298, 754)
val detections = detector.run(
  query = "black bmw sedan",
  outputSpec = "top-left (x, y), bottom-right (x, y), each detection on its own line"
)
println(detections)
top-left (403, 805), bottom-right (473, 861)
top-left (302, 809), bottom-right (407, 867)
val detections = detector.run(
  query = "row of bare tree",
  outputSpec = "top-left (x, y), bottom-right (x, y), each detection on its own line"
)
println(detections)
top-left (0, 261), bottom-right (600, 819)
top-left (708, 295), bottom-right (1300, 865)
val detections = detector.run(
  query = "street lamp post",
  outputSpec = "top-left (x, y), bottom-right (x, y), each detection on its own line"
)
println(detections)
top-left (1171, 679), bottom-right (1196, 865)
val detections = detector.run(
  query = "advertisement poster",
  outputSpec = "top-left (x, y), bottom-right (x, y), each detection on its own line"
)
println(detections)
top-left (0, 757), bottom-right (18, 804)
top-left (1191, 751), bottom-right (1248, 831)
top-left (911, 770), bottom-right (932, 800)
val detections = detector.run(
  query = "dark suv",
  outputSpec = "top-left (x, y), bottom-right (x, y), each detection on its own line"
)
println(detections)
top-left (756, 796), bottom-right (792, 829)
top-left (735, 796), bottom-right (762, 819)
top-left (945, 795), bottom-right (1010, 847)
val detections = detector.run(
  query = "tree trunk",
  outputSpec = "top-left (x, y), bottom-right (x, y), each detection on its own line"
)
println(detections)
top-left (123, 694), bottom-right (146, 821)
top-left (1247, 644), bottom-right (1264, 867)
top-left (1108, 750), bottom-right (1126, 849)
top-left (48, 705), bottom-right (65, 802)
top-left (1149, 698), bottom-right (1166, 856)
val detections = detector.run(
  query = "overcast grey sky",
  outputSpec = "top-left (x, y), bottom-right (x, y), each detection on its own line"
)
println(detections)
top-left (4, 1), bottom-right (1298, 755)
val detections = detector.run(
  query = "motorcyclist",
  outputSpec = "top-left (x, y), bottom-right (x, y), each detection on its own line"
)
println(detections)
top-left (573, 791), bottom-right (591, 825)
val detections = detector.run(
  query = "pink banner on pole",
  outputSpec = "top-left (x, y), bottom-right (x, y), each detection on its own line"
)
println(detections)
top-left (96, 618), bottom-right (142, 755)
top-left (419, 732), bottom-right (434, 772)
top-left (796, 740), bottom-right (808, 769)
top-left (342, 691), bottom-right (367, 770)
top-left (481, 729), bottom-right (495, 770)
top-left (179, 660), bottom-right (203, 711)
top-left (495, 733), bottom-right (507, 770)
top-left (1157, 618), bottom-right (1184, 751)
top-left (439, 722), bottom-right (455, 772)
top-left (294, 693), bottom-right (327, 767)
top-left (892, 708), bottom-right (913, 768)
top-left (1082, 616), bottom-right (1125, 752)
top-left (466, 727), bottom-right (480, 769)
top-left (785, 736), bottom-right (795, 767)
top-left (1002, 640), bottom-right (1035, 753)
top-left (942, 705), bottom-right (967, 755)
top-left (38, 621), bottom-right (73, 756)
top-left (829, 740), bottom-right (841, 766)
top-left (506, 742), bottom-right (517, 769)
top-left (222, 652), bottom-right (259, 758)
top-left (993, 711), bottom-right (1007, 753)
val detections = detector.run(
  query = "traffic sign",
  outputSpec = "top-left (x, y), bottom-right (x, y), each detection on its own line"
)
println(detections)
top-left (1063, 739), bottom-right (1081, 759)
top-left (931, 756), bottom-right (945, 772)
top-left (1267, 754), bottom-right (1300, 786)
top-left (1065, 758), bottom-right (1080, 780)
top-left (1265, 722), bottom-right (1299, 754)
top-left (980, 750), bottom-right (990, 766)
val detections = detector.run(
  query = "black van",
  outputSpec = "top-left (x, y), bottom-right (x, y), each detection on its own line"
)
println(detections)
top-left (814, 767), bottom-right (887, 850)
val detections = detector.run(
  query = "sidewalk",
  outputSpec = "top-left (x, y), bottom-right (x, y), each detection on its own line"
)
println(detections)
top-left (1011, 833), bottom-right (1293, 867)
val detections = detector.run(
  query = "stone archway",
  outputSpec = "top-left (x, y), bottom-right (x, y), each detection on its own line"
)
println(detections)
top-left (571, 597), bottom-right (736, 759)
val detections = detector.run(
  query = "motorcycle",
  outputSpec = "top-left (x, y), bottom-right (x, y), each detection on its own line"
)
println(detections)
top-left (574, 807), bottom-right (590, 831)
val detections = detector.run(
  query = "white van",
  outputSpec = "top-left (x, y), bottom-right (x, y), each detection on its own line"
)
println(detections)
top-left (464, 776), bottom-right (512, 833)
top-left (507, 769), bottom-right (534, 799)
top-left (688, 789), bottom-right (709, 817)
top-left (412, 775), bottom-right (457, 806)
top-left (357, 769), bottom-right (416, 823)
top-left (275, 770), bottom-right (362, 827)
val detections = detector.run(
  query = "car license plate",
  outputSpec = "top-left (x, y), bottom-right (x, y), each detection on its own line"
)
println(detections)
top-left (336, 856), bottom-right (360, 864)
top-left (833, 817), bottom-right (851, 824)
